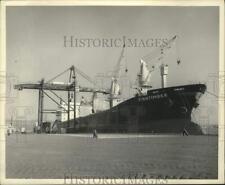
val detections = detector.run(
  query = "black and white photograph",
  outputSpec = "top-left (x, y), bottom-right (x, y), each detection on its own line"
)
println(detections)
top-left (0, 0), bottom-right (224, 184)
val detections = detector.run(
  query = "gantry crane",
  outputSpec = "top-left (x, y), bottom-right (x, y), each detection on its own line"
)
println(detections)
top-left (14, 65), bottom-right (110, 129)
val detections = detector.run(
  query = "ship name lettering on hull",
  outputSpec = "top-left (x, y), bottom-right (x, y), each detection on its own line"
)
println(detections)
top-left (138, 93), bottom-right (168, 102)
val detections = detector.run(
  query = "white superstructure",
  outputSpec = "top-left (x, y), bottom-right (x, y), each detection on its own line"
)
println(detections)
top-left (57, 101), bottom-right (92, 122)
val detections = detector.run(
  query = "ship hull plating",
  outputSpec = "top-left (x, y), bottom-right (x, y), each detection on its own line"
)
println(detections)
top-left (65, 84), bottom-right (206, 135)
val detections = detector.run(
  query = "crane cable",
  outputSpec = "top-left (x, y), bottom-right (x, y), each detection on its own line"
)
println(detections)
top-left (205, 90), bottom-right (218, 98)
top-left (74, 66), bottom-right (97, 86)
top-left (175, 35), bottom-right (181, 64)
top-left (46, 67), bottom-right (71, 83)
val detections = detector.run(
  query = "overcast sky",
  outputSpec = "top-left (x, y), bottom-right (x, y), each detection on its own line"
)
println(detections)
top-left (6, 6), bottom-right (219, 125)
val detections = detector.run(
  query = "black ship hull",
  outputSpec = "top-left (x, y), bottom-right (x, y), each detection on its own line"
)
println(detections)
top-left (65, 84), bottom-right (206, 135)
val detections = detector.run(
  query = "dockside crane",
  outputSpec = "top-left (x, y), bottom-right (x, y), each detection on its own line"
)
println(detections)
top-left (14, 65), bottom-right (110, 131)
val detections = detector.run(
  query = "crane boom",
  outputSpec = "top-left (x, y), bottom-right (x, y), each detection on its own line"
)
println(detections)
top-left (142, 35), bottom-right (178, 65)
top-left (113, 44), bottom-right (125, 79)
top-left (14, 83), bottom-right (110, 94)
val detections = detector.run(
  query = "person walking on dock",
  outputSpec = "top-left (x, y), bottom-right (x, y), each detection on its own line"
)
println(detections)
top-left (183, 128), bottom-right (189, 136)
top-left (93, 129), bottom-right (98, 139)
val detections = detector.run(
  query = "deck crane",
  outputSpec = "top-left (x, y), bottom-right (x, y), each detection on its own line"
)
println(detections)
top-left (69, 65), bottom-right (105, 114)
top-left (137, 35), bottom-right (180, 94)
top-left (14, 65), bottom-right (110, 130)
top-left (109, 44), bottom-right (126, 108)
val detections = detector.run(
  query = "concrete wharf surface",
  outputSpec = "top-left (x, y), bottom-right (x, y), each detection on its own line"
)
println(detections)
top-left (6, 134), bottom-right (217, 179)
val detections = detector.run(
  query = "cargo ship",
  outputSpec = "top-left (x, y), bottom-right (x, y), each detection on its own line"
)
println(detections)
top-left (58, 36), bottom-right (206, 135)
top-left (63, 83), bottom-right (206, 135)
